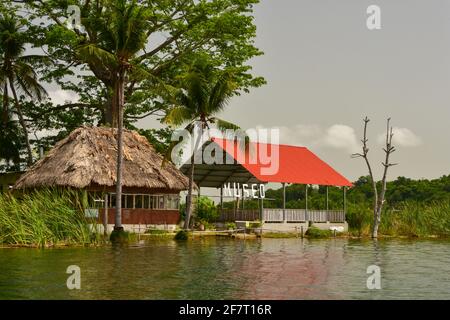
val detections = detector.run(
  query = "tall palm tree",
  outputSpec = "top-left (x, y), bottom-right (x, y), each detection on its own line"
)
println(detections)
top-left (164, 58), bottom-right (239, 229)
top-left (0, 113), bottom-right (22, 170)
top-left (0, 14), bottom-right (47, 166)
top-left (76, 0), bottom-right (152, 233)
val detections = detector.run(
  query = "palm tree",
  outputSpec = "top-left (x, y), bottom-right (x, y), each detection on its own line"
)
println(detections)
top-left (0, 14), bottom-right (47, 166)
top-left (0, 113), bottom-right (22, 170)
top-left (164, 58), bottom-right (239, 229)
top-left (76, 0), bottom-right (152, 233)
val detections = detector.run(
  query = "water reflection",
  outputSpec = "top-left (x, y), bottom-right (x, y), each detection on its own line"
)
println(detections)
top-left (0, 238), bottom-right (449, 299)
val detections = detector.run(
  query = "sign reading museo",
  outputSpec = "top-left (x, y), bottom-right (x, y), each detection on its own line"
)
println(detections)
top-left (223, 182), bottom-right (266, 199)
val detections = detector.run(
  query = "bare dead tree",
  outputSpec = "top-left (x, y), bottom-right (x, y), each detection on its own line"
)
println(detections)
top-left (352, 117), bottom-right (397, 238)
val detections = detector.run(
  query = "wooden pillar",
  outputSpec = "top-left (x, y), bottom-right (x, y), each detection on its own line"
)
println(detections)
top-left (282, 183), bottom-right (286, 222)
top-left (233, 194), bottom-right (236, 221)
top-left (220, 186), bottom-right (224, 210)
top-left (242, 185), bottom-right (245, 211)
top-left (260, 193), bottom-right (264, 223)
top-left (326, 186), bottom-right (329, 211)
top-left (343, 186), bottom-right (347, 221)
top-left (305, 184), bottom-right (309, 222)
top-left (194, 187), bottom-right (200, 224)
top-left (103, 193), bottom-right (108, 236)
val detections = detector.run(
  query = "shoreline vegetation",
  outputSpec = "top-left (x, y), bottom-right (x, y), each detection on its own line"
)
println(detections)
top-left (0, 185), bottom-right (449, 247)
top-left (0, 189), bottom-right (101, 248)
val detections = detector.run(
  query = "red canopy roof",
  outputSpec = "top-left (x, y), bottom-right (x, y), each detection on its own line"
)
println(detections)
top-left (212, 138), bottom-right (352, 187)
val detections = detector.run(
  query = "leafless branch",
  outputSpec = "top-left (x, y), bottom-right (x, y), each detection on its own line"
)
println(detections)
top-left (353, 116), bottom-right (398, 238)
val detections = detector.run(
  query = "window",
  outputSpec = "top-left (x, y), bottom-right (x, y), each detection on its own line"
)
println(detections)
top-left (151, 195), bottom-right (158, 209)
top-left (166, 195), bottom-right (180, 209)
top-left (126, 195), bottom-right (134, 209)
top-left (158, 195), bottom-right (165, 209)
top-left (143, 195), bottom-right (149, 209)
top-left (173, 196), bottom-right (180, 209)
top-left (87, 192), bottom-right (106, 208)
top-left (110, 194), bottom-right (116, 208)
top-left (121, 195), bottom-right (126, 208)
top-left (135, 195), bottom-right (143, 209)
top-left (111, 194), bottom-right (181, 210)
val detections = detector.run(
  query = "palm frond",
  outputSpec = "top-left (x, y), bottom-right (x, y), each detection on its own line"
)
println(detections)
top-left (208, 71), bottom-right (237, 114)
top-left (163, 106), bottom-right (194, 127)
top-left (128, 64), bottom-right (179, 101)
top-left (210, 117), bottom-right (240, 132)
top-left (12, 61), bottom-right (48, 100)
top-left (184, 71), bottom-right (209, 113)
top-left (18, 54), bottom-right (53, 67)
top-left (76, 44), bottom-right (118, 70)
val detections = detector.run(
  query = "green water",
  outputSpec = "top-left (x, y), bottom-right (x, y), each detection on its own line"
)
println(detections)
top-left (0, 238), bottom-right (449, 299)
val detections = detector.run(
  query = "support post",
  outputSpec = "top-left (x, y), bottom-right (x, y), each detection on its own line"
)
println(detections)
top-left (326, 186), bottom-right (329, 223)
top-left (282, 182), bottom-right (286, 222)
top-left (219, 186), bottom-right (224, 221)
top-left (233, 194), bottom-right (236, 221)
top-left (242, 185), bottom-right (245, 211)
top-left (103, 193), bottom-right (108, 236)
top-left (196, 186), bottom-right (201, 224)
top-left (260, 197), bottom-right (264, 223)
top-left (305, 184), bottom-right (309, 224)
top-left (343, 186), bottom-right (347, 222)
top-left (220, 186), bottom-right (224, 210)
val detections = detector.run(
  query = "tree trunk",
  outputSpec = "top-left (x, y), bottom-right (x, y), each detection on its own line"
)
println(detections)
top-left (114, 72), bottom-right (125, 231)
top-left (104, 88), bottom-right (118, 127)
top-left (183, 154), bottom-right (195, 229)
top-left (371, 185), bottom-right (379, 238)
top-left (372, 207), bottom-right (381, 238)
top-left (183, 125), bottom-right (205, 229)
top-left (2, 82), bottom-right (9, 125)
top-left (9, 79), bottom-right (33, 166)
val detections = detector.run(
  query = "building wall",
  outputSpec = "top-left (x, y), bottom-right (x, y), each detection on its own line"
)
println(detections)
top-left (90, 224), bottom-right (177, 234)
top-left (99, 208), bottom-right (180, 226)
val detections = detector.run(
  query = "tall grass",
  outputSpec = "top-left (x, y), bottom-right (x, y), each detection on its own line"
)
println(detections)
top-left (0, 189), bottom-right (96, 246)
top-left (346, 201), bottom-right (450, 237)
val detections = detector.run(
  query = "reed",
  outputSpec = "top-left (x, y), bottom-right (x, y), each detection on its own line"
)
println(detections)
top-left (0, 189), bottom-right (95, 246)
top-left (347, 200), bottom-right (450, 237)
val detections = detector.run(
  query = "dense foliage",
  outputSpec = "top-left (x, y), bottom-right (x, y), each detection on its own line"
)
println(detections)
top-left (221, 175), bottom-right (450, 210)
top-left (0, 0), bottom-right (265, 169)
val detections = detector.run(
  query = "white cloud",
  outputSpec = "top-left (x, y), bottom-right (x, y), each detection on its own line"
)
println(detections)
top-left (49, 89), bottom-right (79, 105)
top-left (377, 127), bottom-right (422, 147)
top-left (274, 124), bottom-right (322, 146)
top-left (252, 123), bottom-right (359, 154)
top-left (34, 128), bottom-right (60, 139)
top-left (321, 124), bottom-right (360, 153)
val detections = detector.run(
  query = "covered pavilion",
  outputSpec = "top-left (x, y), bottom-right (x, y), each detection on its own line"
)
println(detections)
top-left (180, 138), bottom-right (352, 224)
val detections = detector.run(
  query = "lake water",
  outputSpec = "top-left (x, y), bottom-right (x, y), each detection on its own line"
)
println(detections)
top-left (0, 238), bottom-right (449, 299)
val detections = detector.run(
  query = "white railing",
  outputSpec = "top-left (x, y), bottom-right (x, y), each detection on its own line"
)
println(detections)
top-left (217, 209), bottom-right (346, 223)
top-left (262, 209), bottom-right (345, 223)
top-left (263, 208), bottom-right (284, 222)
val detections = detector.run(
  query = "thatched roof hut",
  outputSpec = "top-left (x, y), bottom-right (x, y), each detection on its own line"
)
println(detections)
top-left (14, 126), bottom-right (190, 192)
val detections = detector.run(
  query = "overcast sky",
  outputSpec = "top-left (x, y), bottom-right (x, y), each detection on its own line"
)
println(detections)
top-left (49, 0), bottom-right (450, 182)
top-left (188, 0), bottom-right (450, 181)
